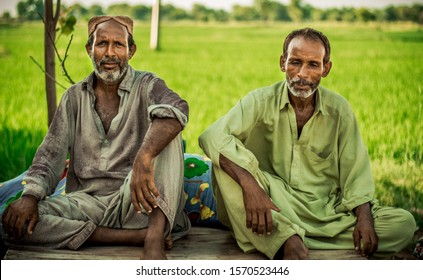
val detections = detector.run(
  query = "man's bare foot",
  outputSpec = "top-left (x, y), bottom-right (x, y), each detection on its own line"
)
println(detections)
top-left (139, 236), bottom-right (167, 260)
top-left (165, 235), bottom-right (173, 250)
top-left (275, 235), bottom-right (309, 260)
top-left (139, 236), bottom-right (173, 259)
top-left (139, 248), bottom-right (167, 260)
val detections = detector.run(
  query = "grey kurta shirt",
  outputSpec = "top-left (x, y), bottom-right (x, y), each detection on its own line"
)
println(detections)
top-left (23, 66), bottom-right (188, 201)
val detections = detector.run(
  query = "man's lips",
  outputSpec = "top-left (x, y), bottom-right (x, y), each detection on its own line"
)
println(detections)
top-left (102, 63), bottom-right (118, 70)
top-left (293, 84), bottom-right (311, 90)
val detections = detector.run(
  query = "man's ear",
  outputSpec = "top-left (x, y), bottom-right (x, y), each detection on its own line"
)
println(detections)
top-left (128, 44), bottom-right (137, 59)
top-left (279, 55), bottom-right (286, 72)
top-left (322, 61), bottom-right (332, 77)
top-left (85, 43), bottom-right (92, 56)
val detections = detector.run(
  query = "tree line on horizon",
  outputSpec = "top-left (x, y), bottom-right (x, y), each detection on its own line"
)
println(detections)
top-left (4, 0), bottom-right (423, 24)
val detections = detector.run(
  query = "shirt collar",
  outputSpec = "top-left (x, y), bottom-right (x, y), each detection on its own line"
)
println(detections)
top-left (280, 81), bottom-right (329, 116)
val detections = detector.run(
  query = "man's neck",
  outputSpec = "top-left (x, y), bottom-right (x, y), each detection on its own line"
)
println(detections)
top-left (93, 77), bottom-right (122, 97)
top-left (288, 92), bottom-right (316, 112)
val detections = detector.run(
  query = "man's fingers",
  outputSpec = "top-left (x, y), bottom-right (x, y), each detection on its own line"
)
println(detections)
top-left (368, 234), bottom-right (378, 256)
top-left (148, 179), bottom-right (160, 198)
top-left (353, 230), bottom-right (360, 252)
top-left (130, 176), bottom-right (157, 213)
top-left (9, 214), bottom-right (20, 239)
top-left (14, 215), bottom-right (28, 239)
top-left (361, 240), bottom-right (370, 256)
top-left (143, 179), bottom-right (158, 209)
top-left (245, 211), bottom-right (252, 229)
top-left (130, 183), bottom-right (153, 213)
top-left (369, 242), bottom-right (378, 256)
top-left (265, 210), bottom-right (273, 235)
top-left (27, 216), bottom-right (38, 236)
top-left (137, 191), bottom-right (153, 213)
top-left (251, 212), bottom-right (258, 233)
top-left (130, 184), bottom-right (142, 213)
top-left (357, 233), bottom-right (378, 257)
top-left (257, 212), bottom-right (265, 236)
top-left (271, 201), bottom-right (281, 212)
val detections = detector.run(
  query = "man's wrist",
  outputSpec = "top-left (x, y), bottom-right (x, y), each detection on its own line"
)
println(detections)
top-left (22, 194), bottom-right (39, 203)
top-left (354, 202), bottom-right (372, 221)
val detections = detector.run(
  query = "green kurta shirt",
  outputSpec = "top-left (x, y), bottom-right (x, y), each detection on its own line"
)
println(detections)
top-left (200, 80), bottom-right (375, 223)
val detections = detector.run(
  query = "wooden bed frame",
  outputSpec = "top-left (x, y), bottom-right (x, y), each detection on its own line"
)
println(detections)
top-left (3, 227), bottom-right (373, 260)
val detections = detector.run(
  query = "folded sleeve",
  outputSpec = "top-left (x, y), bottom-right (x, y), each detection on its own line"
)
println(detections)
top-left (199, 91), bottom-right (263, 178)
top-left (146, 76), bottom-right (189, 129)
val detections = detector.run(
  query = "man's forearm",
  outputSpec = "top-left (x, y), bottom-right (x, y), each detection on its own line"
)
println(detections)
top-left (138, 117), bottom-right (182, 160)
top-left (219, 154), bottom-right (259, 191)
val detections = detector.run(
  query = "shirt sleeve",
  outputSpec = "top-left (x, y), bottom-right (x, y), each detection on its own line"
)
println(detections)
top-left (335, 108), bottom-right (375, 213)
top-left (22, 92), bottom-right (72, 201)
top-left (199, 91), bottom-right (263, 178)
top-left (146, 76), bottom-right (189, 129)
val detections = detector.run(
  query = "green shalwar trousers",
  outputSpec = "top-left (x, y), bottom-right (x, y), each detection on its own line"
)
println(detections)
top-left (212, 165), bottom-right (416, 259)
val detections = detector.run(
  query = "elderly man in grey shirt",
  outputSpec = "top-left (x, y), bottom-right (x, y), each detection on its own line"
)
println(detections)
top-left (1, 15), bottom-right (190, 260)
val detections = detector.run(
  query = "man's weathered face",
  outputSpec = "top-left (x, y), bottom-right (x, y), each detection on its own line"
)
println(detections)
top-left (281, 37), bottom-right (330, 99)
top-left (88, 20), bottom-right (133, 84)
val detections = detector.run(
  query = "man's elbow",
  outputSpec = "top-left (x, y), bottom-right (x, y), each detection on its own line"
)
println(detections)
top-left (198, 127), bottom-right (213, 150)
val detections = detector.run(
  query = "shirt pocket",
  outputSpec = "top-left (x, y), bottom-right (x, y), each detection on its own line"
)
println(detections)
top-left (303, 146), bottom-right (335, 173)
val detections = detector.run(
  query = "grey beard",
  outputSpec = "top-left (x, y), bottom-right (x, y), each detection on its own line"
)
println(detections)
top-left (287, 83), bottom-right (316, 99)
top-left (90, 54), bottom-right (128, 84)
top-left (287, 77), bottom-right (317, 99)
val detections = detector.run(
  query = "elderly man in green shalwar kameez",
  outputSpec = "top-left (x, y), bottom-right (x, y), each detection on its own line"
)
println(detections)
top-left (199, 27), bottom-right (416, 260)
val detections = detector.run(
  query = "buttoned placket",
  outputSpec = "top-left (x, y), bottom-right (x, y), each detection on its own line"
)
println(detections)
top-left (288, 104), bottom-right (300, 188)
top-left (287, 101), bottom-right (320, 189)
top-left (89, 89), bottom-right (129, 171)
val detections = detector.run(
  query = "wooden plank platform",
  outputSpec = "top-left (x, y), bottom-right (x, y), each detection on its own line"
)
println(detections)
top-left (3, 227), bottom-right (367, 260)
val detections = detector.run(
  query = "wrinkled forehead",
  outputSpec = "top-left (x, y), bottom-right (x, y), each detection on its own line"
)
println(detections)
top-left (287, 37), bottom-right (325, 57)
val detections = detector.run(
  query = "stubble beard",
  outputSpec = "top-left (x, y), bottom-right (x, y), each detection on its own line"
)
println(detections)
top-left (287, 76), bottom-right (317, 99)
top-left (90, 54), bottom-right (128, 84)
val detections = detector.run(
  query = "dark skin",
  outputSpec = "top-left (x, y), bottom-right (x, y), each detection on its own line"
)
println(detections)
top-left (2, 20), bottom-right (182, 260)
top-left (219, 37), bottom-right (378, 260)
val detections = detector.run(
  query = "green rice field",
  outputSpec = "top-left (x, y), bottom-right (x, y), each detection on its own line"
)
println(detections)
top-left (0, 21), bottom-right (422, 226)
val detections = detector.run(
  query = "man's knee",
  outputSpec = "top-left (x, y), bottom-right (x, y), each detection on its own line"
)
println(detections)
top-left (395, 209), bottom-right (417, 242)
top-left (376, 207), bottom-right (416, 248)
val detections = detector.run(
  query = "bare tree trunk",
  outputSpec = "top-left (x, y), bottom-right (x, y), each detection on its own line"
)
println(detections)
top-left (150, 0), bottom-right (160, 50)
top-left (44, 0), bottom-right (60, 126)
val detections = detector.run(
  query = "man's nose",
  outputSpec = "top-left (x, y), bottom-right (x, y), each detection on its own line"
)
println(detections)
top-left (105, 44), bottom-right (116, 57)
top-left (297, 65), bottom-right (308, 78)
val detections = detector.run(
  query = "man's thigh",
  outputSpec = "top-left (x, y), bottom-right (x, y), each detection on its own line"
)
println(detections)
top-left (39, 192), bottom-right (108, 224)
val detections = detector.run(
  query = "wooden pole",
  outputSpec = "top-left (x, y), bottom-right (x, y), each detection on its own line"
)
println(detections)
top-left (44, 0), bottom-right (60, 126)
top-left (150, 0), bottom-right (160, 50)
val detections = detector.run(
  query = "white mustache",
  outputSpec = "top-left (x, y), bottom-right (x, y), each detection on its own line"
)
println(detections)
top-left (290, 77), bottom-right (314, 87)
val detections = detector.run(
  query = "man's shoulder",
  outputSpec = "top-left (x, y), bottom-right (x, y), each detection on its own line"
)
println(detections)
top-left (319, 86), bottom-right (345, 99)
top-left (65, 73), bottom-right (94, 95)
top-left (63, 80), bottom-right (85, 98)
top-left (133, 70), bottom-right (159, 83)
top-left (319, 85), bottom-right (354, 115)
top-left (247, 81), bottom-right (285, 100)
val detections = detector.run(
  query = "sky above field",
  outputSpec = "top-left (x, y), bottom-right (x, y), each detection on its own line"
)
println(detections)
top-left (1, 0), bottom-right (422, 17)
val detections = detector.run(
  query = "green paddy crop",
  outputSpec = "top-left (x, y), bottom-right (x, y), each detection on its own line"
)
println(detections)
top-left (0, 21), bottom-right (422, 226)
